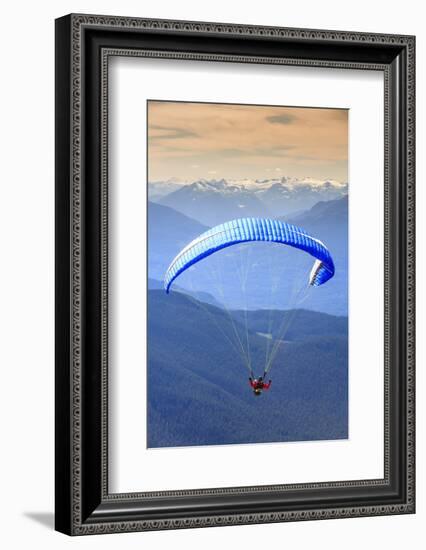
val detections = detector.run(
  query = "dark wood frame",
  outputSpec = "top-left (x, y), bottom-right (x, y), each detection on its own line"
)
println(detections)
top-left (55, 13), bottom-right (415, 536)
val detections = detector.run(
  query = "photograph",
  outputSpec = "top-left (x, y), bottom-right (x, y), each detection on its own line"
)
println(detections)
top-left (52, 9), bottom-right (415, 538)
top-left (0, 0), bottom-right (420, 546)
top-left (147, 100), bottom-right (349, 448)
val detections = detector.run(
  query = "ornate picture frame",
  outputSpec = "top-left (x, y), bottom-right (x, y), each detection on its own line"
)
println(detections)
top-left (55, 14), bottom-right (415, 535)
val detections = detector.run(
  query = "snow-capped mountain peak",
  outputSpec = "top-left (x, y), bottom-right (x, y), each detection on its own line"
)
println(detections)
top-left (150, 175), bottom-right (348, 225)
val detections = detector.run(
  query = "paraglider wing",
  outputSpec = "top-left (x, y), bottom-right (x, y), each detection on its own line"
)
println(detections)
top-left (164, 217), bottom-right (334, 293)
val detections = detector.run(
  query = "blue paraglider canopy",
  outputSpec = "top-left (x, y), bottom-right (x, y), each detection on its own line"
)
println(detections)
top-left (164, 217), bottom-right (334, 293)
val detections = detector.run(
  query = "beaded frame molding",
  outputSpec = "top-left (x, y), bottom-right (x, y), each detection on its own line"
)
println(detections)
top-left (55, 14), bottom-right (415, 536)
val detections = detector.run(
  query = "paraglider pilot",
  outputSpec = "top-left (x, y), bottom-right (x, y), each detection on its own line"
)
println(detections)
top-left (249, 376), bottom-right (271, 396)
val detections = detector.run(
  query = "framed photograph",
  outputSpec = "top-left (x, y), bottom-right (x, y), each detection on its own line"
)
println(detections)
top-left (55, 14), bottom-right (415, 535)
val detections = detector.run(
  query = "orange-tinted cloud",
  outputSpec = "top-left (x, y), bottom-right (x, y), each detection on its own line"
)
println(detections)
top-left (148, 101), bottom-right (348, 182)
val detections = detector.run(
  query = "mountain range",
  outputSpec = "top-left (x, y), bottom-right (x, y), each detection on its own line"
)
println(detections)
top-left (147, 290), bottom-right (348, 448)
top-left (153, 177), bottom-right (348, 225)
top-left (148, 195), bottom-right (348, 315)
top-left (147, 173), bottom-right (348, 448)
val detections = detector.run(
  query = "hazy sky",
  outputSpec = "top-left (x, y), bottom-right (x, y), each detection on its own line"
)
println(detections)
top-left (147, 101), bottom-right (348, 182)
